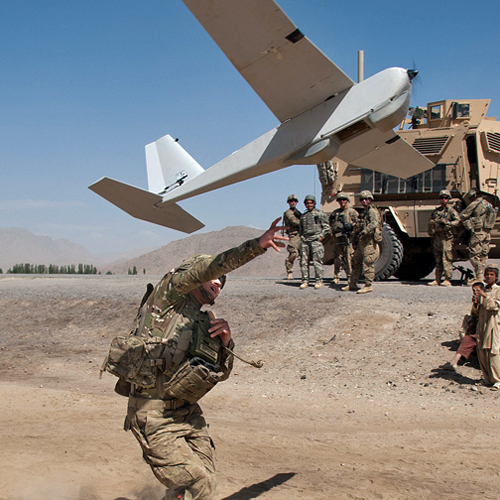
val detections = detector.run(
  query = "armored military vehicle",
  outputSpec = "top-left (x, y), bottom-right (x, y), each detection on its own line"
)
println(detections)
top-left (320, 99), bottom-right (500, 280)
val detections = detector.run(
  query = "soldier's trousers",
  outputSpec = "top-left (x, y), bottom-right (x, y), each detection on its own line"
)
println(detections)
top-left (468, 231), bottom-right (491, 279)
top-left (127, 401), bottom-right (216, 500)
top-left (433, 233), bottom-right (454, 280)
top-left (285, 233), bottom-right (301, 273)
top-left (332, 242), bottom-right (353, 278)
top-left (350, 239), bottom-right (377, 287)
top-left (300, 239), bottom-right (324, 282)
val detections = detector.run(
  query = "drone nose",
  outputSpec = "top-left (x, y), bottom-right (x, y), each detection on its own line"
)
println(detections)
top-left (407, 69), bottom-right (419, 81)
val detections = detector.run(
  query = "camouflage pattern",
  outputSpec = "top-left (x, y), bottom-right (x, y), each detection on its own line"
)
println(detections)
top-left (349, 205), bottom-right (381, 287)
top-left (299, 208), bottom-right (329, 283)
top-left (329, 206), bottom-right (359, 279)
top-left (283, 207), bottom-right (301, 274)
top-left (126, 238), bottom-right (266, 500)
top-left (428, 205), bottom-right (460, 280)
top-left (129, 404), bottom-right (216, 500)
top-left (299, 208), bottom-right (330, 243)
top-left (461, 196), bottom-right (492, 279)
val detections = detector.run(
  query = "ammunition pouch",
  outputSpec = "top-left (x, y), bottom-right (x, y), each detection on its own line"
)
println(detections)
top-left (101, 335), bottom-right (167, 389)
top-left (463, 219), bottom-right (472, 231)
top-left (163, 356), bottom-right (228, 404)
top-left (472, 217), bottom-right (483, 231)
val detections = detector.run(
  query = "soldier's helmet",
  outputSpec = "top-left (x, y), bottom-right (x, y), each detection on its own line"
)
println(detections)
top-left (287, 194), bottom-right (298, 203)
top-left (439, 189), bottom-right (451, 199)
top-left (304, 194), bottom-right (316, 204)
top-left (336, 192), bottom-right (349, 202)
top-left (175, 254), bottom-right (226, 289)
top-left (467, 188), bottom-right (480, 198)
top-left (359, 190), bottom-right (374, 200)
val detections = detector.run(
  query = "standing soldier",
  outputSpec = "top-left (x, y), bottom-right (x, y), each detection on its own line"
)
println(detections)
top-left (343, 190), bottom-right (381, 294)
top-left (329, 192), bottom-right (359, 284)
top-left (283, 194), bottom-right (301, 279)
top-left (460, 188), bottom-right (497, 284)
top-left (299, 194), bottom-right (330, 289)
top-left (428, 189), bottom-right (460, 286)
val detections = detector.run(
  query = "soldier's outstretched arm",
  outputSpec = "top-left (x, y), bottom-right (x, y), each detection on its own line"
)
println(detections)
top-left (171, 219), bottom-right (288, 296)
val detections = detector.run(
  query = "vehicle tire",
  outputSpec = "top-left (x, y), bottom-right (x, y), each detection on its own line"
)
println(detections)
top-left (394, 251), bottom-right (435, 281)
top-left (374, 223), bottom-right (404, 281)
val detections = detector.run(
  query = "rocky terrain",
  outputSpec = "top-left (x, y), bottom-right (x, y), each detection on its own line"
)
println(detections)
top-left (0, 273), bottom-right (499, 500)
top-left (101, 226), bottom-right (285, 277)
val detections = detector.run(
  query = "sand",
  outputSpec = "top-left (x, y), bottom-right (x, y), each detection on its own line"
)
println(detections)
top-left (0, 274), bottom-right (499, 500)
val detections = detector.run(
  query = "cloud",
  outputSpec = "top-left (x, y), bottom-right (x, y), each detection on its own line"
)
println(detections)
top-left (0, 199), bottom-right (87, 210)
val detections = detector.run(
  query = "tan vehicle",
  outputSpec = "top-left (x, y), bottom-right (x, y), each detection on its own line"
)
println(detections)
top-left (320, 99), bottom-right (500, 280)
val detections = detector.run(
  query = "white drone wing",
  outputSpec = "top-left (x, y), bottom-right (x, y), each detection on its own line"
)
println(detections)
top-left (182, 0), bottom-right (354, 122)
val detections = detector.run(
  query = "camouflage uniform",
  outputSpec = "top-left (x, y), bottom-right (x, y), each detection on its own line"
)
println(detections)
top-left (125, 239), bottom-right (265, 500)
top-left (283, 207), bottom-right (301, 275)
top-left (349, 205), bottom-right (381, 288)
top-left (461, 196), bottom-right (493, 280)
top-left (329, 206), bottom-right (359, 281)
top-left (428, 205), bottom-right (460, 281)
top-left (299, 208), bottom-right (330, 284)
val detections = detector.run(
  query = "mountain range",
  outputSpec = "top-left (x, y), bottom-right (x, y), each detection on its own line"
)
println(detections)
top-left (102, 225), bottom-right (285, 276)
top-left (0, 226), bottom-right (286, 277)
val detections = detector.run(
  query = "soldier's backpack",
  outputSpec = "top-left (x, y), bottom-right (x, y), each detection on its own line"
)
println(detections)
top-left (373, 208), bottom-right (384, 243)
top-left (100, 283), bottom-right (163, 396)
top-left (483, 202), bottom-right (497, 230)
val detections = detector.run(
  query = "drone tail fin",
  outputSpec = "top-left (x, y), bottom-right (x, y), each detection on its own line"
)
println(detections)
top-left (145, 134), bottom-right (205, 194)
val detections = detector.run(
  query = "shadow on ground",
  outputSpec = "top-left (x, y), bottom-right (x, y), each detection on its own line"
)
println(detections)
top-left (221, 472), bottom-right (297, 500)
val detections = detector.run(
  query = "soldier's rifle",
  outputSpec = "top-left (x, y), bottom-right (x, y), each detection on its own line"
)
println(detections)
top-left (453, 265), bottom-right (474, 285)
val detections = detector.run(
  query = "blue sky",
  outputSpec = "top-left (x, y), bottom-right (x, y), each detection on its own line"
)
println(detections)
top-left (2, 0), bottom-right (500, 256)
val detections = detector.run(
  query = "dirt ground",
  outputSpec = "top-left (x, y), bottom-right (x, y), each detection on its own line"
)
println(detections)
top-left (1, 274), bottom-right (500, 500)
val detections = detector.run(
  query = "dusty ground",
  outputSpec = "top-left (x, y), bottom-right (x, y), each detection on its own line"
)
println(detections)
top-left (1, 274), bottom-right (499, 500)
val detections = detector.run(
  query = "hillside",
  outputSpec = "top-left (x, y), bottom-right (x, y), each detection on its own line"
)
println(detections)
top-left (0, 227), bottom-right (101, 271)
top-left (103, 225), bottom-right (287, 277)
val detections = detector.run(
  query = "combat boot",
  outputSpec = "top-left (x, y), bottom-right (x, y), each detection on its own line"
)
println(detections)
top-left (287, 272), bottom-right (294, 280)
top-left (314, 281), bottom-right (323, 289)
top-left (333, 276), bottom-right (340, 284)
top-left (428, 280), bottom-right (440, 286)
top-left (342, 284), bottom-right (360, 291)
top-left (300, 282), bottom-right (309, 289)
top-left (357, 285), bottom-right (373, 294)
top-left (441, 279), bottom-right (452, 287)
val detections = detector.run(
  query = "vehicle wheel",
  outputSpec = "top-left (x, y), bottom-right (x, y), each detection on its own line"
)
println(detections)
top-left (374, 223), bottom-right (404, 281)
top-left (394, 251), bottom-right (435, 281)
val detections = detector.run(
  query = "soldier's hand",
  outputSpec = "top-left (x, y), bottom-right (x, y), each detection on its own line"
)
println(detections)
top-left (259, 217), bottom-right (288, 252)
top-left (208, 311), bottom-right (231, 347)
